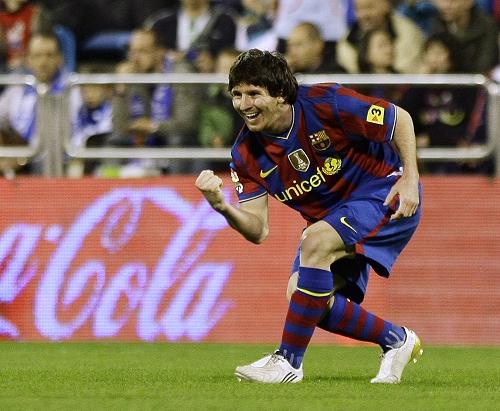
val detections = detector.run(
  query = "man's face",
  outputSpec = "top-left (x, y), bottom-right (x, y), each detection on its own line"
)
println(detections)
top-left (286, 26), bottom-right (323, 72)
top-left (26, 36), bottom-right (63, 83)
top-left (423, 41), bottom-right (452, 73)
top-left (81, 84), bottom-right (110, 109)
top-left (4, 0), bottom-right (28, 13)
top-left (128, 32), bottom-right (159, 73)
top-left (355, 0), bottom-right (390, 32)
top-left (367, 30), bottom-right (394, 69)
top-left (432, 0), bottom-right (474, 22)
top-left (231, 83), bottom-right (282, 133)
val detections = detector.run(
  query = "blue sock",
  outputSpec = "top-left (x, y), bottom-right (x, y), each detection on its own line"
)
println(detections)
top-left (279, 266), bottom-right (333, 368)
top-left (318, 293), bottom-right (406, 350)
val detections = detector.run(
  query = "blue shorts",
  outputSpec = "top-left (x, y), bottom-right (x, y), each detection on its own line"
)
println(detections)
top-left (290, 190), bottom-right (422, 303)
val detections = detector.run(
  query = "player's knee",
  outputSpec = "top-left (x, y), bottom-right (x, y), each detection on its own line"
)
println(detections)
top-left (288, 271), bottom-right (344, 304)
top-left (289, 271), bottom-right (337, 309)
top-left (301, 231), bottom-right (328, 259)
top-left (300, 225), bottom-right (343, 266)
top-left (286, 272), bottom-right (298, 302)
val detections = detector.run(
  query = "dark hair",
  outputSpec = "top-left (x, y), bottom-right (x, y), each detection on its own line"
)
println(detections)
top-left (424, 31), bottom-right (462, 73)
top-left (228, 49), bottom-right (298, 104)
top-left (357, 29), bottom-right (396, 73)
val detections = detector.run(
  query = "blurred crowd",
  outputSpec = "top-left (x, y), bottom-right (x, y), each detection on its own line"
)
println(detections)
top-left (0, 0), bottom-right (499, 177)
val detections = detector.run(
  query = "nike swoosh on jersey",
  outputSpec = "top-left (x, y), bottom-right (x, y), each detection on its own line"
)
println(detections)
top-left (340, 216), bottom-right (357, 233)
top-left (260, 165), bottom-right (278, 178)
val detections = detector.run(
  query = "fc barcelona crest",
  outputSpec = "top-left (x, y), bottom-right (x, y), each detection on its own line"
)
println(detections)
top-left (288, 149), bottom-right (310, 172)
top-left (308, 130), bottom-right (331, 151)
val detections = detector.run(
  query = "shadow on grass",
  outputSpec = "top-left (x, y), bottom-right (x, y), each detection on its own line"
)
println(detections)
top-left (306, 374), bottom-right (369, 384)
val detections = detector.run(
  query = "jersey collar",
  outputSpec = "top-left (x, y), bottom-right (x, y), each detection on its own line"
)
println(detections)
top-left (261, 105), bottom-right (295, 140)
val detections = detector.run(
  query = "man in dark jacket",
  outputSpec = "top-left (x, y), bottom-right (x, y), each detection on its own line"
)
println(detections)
top-left (431, 0), bottom-right (498, 73)
top-left (145, 0), bottom-right (236, 63)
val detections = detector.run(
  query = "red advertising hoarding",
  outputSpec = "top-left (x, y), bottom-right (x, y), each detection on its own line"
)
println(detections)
top-left (0, 176), bottom-right (499, 345)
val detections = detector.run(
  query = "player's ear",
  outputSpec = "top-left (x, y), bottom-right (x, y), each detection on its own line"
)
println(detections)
top-left (277, 96), bottom-right (284, 104)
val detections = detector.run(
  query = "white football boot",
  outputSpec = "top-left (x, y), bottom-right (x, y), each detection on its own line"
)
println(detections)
top-left (370, 327), bottom-right (423, 384)
top-left (235, 352), bottom-right (303, 383)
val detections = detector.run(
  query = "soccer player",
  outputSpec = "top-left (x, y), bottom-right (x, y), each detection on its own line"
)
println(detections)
top-left (195, 49), bottom-right (423, 384)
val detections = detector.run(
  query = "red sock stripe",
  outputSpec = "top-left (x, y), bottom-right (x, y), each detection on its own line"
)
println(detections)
top-left (368, 316), bottom-right (385, 340)
top-left (285, 309), bottom-right (320, 327)
top-left (293, 290), bottom-right (329, 309)
top-left (280, 292), bottom-right (330, 350)
top-left (281, 330), bottom-right (313, 349)
top-left (334, 299), bottom-right (354, 330)
top-left (352, 308), bottom-right (368, 338)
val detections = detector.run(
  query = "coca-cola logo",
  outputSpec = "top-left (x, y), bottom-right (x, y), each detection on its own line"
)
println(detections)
top-left (0, 187), bottom-right (234, 341)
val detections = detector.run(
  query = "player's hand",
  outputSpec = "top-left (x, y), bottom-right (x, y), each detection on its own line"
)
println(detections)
top-left (384, 176), bottom-right (419, 221)
top-left (195, 170), bottom-right (226, 212)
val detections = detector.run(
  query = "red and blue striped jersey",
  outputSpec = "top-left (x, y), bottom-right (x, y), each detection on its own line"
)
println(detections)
top-left (230, 83), bottom-right (402, 223)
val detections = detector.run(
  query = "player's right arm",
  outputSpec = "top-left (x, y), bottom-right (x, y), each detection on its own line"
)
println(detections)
top-left (195, 170), bottom-right (269, 244)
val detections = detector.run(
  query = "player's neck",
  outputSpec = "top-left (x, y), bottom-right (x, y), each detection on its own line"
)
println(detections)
top-left (263, 105), bottom-right (294, 138)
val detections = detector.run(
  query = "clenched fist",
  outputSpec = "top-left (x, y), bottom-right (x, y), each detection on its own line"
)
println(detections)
top-left (195, 170), bottom-right (226, 212)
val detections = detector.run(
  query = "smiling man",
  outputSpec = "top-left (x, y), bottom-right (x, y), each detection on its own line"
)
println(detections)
top-left (195, 49), bottom-right (423, 384)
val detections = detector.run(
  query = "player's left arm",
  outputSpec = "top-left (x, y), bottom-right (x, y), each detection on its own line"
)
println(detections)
top-left (385, 106), bottom-right (420, 221)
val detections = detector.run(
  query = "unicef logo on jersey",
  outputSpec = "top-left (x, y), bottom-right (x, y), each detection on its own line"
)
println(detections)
top-left (322, 156), bottom-right (342, 175)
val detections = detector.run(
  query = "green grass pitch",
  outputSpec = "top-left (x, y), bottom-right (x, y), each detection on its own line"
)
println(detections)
top-left (0, 343), bottom-right (499, 410)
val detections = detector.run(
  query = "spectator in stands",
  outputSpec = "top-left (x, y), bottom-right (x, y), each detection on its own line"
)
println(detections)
top-left (190, 43), bottom-right (216, 73)
top-left (356, 28), bottom-right (403, 101)
top-left (43, 0), bottom-right (169, 63)
top-left (430, 0), bottom-right (498, 73)
top-left (358, 29), bottom-right (397, 74)
top-left (198, 48), bottom-right (241, 150)
top-left (235, 0), bottom-right (277, 51)
top-left (111, 28), bottom-right (203, 175)
top-left (73, 83), bottom-right (113, 149)
top-left (0, 0), bottom-right (50, 71)
top-left (68, 72), bottom-right (113, 176)
top-left (399, 32), bottom-right (491, 174)
top-left (413, 30), bottom-right (457, 74)
top-left (337, 0), bottom-right (425, 73)
top-left (396, 0), bottom-right (440, 35)
top-left (273, 0), bottom-right (348, 66)
top-left (285, 22), bottom-right (346, 74)
top-left (0, 31), bottom-right (72, 175)
top-left (145, 0), bottom-right (237, 65)
top-left (355, 29), bottom-right (402, 103)
top-left (480, 0), bottom-right (500, 25)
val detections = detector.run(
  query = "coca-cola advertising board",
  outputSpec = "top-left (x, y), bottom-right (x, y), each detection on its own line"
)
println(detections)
top-left (1, 176), bottom-right (499, 345)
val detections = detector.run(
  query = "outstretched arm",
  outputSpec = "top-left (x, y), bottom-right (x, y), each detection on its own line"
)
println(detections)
top-left (385, 106), bottom-right (420, 220)
top-left (195, 170), bottom-right (269, 244)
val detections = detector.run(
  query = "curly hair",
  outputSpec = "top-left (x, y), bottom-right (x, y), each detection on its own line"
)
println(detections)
top-left (228, 49), bottom-right (298, 104)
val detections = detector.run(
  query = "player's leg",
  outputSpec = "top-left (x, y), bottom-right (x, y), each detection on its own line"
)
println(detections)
top-left (321, 199), bottom-right (422, 383)
top-left (320, 292), bottom-right (422, 384)
top-left (286, 267), bottom-right (422, 384)
top-left (278, 221), bottom-right (352, 368)
top-left (287, 263), bottom-right (408, 355)
top-left (319, 258), bottom-right (408, 353)
top-left (295, 212), bottom-right (422, 383)
top-left (235, 221), bottom-right (348, 383)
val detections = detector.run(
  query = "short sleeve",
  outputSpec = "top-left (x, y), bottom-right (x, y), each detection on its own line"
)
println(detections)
top-left (335, 86), bottom-right (397, 143)
top-left (229, 160), bottom-right (267, 203)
